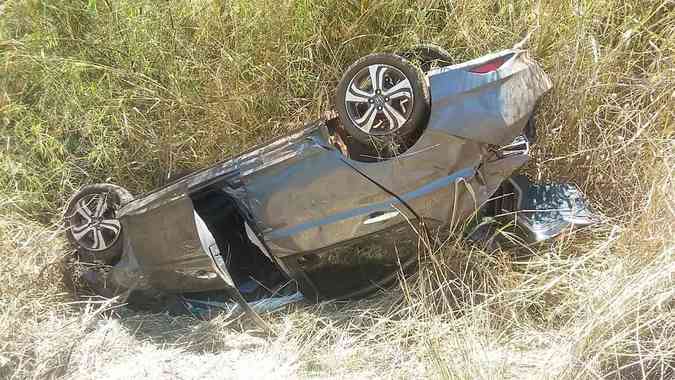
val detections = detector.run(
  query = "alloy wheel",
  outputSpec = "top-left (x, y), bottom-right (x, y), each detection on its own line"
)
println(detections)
top-left (344, 64), bottom-right (414, 135)
top-left (68, 193), bottom-right (122, 251)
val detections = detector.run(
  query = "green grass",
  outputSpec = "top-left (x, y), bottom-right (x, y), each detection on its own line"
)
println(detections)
top-left (0, 0), bottom-right (673, 378)
top-left (4, 0), bottom-right (667, 217)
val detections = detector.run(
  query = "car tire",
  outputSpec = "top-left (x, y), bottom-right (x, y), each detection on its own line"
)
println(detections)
top-left (63, 183), bottom-right (133, 265)
top-left (335, 53), bottom-right (429, 154)
top-left (400, 43), bottom-right (453, 71)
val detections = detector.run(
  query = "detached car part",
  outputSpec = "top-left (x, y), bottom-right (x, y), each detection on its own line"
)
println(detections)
top-left (64, 43), bottom-right (595, 314)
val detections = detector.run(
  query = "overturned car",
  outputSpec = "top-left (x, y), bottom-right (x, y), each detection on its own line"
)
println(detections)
top-left (64, 43), bottom-right (594, 316)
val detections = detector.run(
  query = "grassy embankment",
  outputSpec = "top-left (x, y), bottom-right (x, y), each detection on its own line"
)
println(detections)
top-left (1, 0), bottom-right (673, 378)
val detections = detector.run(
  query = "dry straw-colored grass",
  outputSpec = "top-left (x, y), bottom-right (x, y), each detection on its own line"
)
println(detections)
top-left (1, 0), bottom-right (673, 378)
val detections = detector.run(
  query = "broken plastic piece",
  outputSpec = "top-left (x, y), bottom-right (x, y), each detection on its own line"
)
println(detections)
top-left (506, 176), bottom-right (598, 242)
top-left (180, 291), bottom-right (304, 320)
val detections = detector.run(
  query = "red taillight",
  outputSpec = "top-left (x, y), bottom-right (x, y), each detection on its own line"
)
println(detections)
top-left (468, 56), bottom-right (508, 74)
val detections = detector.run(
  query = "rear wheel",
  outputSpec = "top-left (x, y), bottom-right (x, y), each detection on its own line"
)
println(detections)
top-left (64, 184), bottom-right (133, 264)
top-left (335, 53), bottom-right (429, 154)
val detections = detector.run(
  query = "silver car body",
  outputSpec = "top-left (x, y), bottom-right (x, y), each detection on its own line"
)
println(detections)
top-left (109, 48), bottom-right (552, 301)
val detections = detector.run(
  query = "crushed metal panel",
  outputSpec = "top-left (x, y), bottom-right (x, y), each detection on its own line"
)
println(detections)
top-left (427, 49), bottom-right (552, 145)
top-left (110, 192), bottom-right (226, 293)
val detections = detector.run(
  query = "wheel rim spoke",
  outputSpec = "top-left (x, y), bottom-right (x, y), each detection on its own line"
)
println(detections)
top-left (376, 66), bottom-right (387, 91)
top-left (75, 207), bottom-right (92, 222)
top-left (72, 225), bottom-right (93, 241)
top-left (368, 64), bottom-right (388, 91)
top-left (383, 78), bottom-right (412, 100)
top-left (72, 222), bottom-right (90, 234)
top-left (383, 103), bottom-right (408, 130)
top-left (368, 65), bottom-right (379, 91)
top-left (93, 194), bottom-right (107, 217)
top-left (99, 219), bottom-right (121, 235)
top-left (346, 83), bottom-right (373, 103)
top-left (76, 199), bottom-right (93, 221)
top-left (355, 105), bottom-right (379, 133)
top-left (91, 228), bottom-right (107, 250)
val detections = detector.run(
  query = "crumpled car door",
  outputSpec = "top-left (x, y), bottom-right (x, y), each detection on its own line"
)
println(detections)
top-left (193, 210), bottom-right (275, 331)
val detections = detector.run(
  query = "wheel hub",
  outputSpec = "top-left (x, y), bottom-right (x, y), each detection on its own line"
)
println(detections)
top-left (373, 94), bottom-right (386, 107)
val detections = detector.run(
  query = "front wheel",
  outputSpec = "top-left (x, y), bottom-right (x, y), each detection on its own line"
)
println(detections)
top-left (64, 183), bottom-right (133, 264)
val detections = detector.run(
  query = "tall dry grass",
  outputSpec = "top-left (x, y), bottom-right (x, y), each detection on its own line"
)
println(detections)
top-left (1, 0), bottom-right (673, 378)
